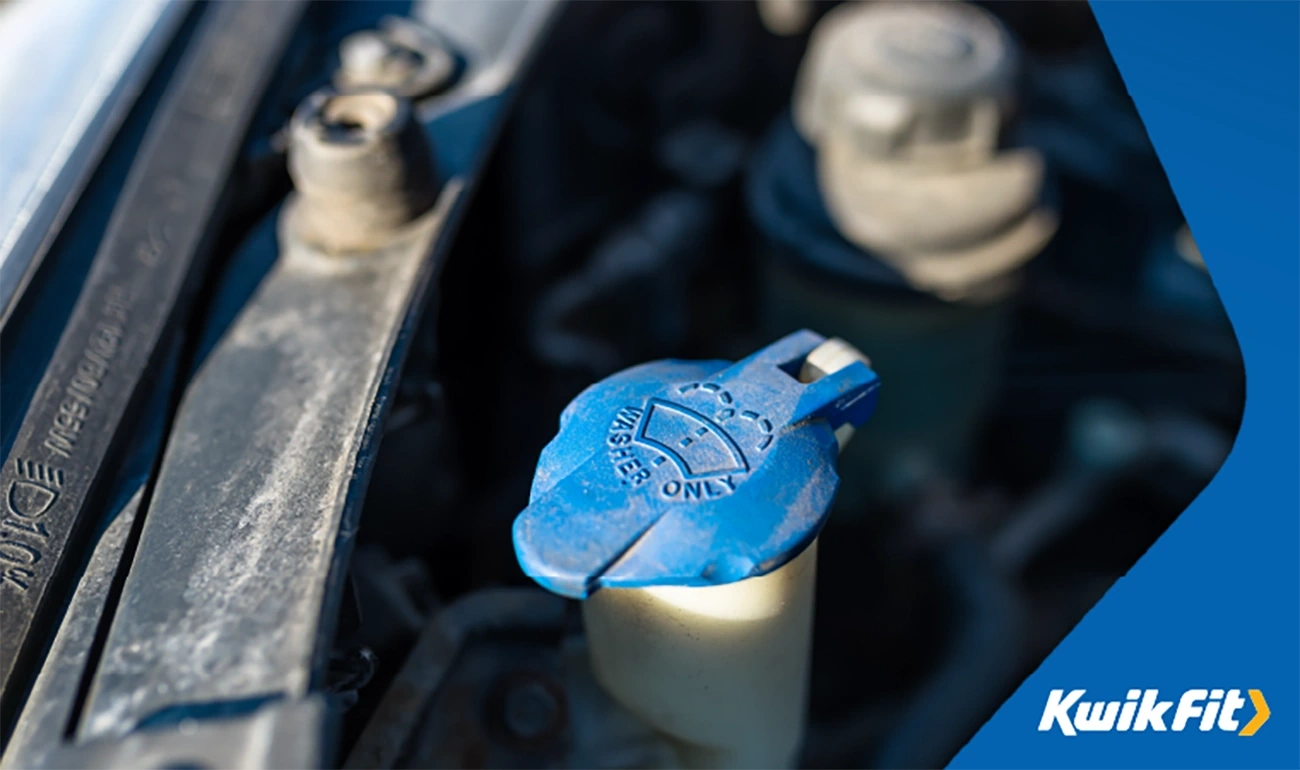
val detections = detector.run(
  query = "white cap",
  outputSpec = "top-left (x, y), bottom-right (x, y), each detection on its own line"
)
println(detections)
top-left (795, 1), bottom-right (1016, 158)
top-left (793, 1), bottom-right (1056, 301)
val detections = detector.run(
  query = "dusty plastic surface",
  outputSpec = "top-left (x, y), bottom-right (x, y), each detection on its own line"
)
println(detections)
top-left (790, 0), bottom-right (1055, 301)
top-left (514, 334), bottom-right (875, 769)
top-left (583, 540), bottom-right (819, 769)
top-left (512, 330), bottom-right (878, 599)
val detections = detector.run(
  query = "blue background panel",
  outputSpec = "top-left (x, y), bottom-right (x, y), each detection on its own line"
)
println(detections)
top-left (952, 2), bottom-right (1300, 768)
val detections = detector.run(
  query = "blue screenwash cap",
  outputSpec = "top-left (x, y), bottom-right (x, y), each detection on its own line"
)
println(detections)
top-left (513, 330), bottom-right (880, 599)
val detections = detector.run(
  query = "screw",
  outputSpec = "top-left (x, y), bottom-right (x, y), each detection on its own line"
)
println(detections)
top-left (287, 87), bottom-right (437, 253)
top-left (339, 31), bottom-right (422, 90)
top-left (503, 679), bottom-right (559, 740)
top-left (336, 19), bottom-right (456, 98)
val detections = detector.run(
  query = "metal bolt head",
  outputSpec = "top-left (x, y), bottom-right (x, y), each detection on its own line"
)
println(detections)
top-left (287, 87), bottom-right (437, 253)
top-left (340, 31), bottom-right (415, 85)
top-left (310, 90), bottom-right (402, 145)
top-left (335, 18), bottom-right (457, 98)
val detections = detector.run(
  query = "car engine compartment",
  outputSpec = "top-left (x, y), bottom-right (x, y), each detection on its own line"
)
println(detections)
top-left (0, 1), bottom-right (1243, 768)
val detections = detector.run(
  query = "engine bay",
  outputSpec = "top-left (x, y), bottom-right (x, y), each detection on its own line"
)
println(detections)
top-left (0, 2), bottom-right (1244, 768)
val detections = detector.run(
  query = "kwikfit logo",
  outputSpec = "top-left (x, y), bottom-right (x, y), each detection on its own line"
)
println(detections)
top-left (1039, 689), bottom-right (1270, 737)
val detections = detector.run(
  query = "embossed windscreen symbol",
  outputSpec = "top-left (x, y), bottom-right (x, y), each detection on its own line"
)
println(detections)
top-left (635, 399), bottom-right (748, 478)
